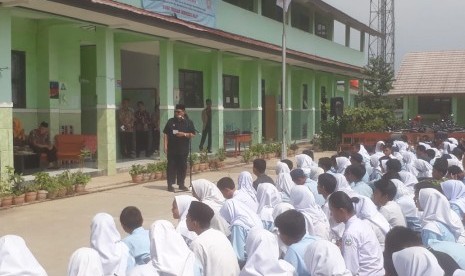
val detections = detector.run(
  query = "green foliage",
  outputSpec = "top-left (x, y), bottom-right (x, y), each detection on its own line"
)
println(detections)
top-left (73, 171), bottom-right (91, 185)
top-left (129, 164), bottom-right (146, 175)
top-left (199, 150), bottom-right (209, 163)
top-left (34, 171), bottom-right (52, 190)
top-left (249, 144), bottom-right (265, 158)
top-left (4, 166), bottom-right (26, 196)
top-left (242, 149), bottom-right (253, 163)
top-left (318, 119), bottom-right (341, 151)
top-left (189, 153), bottom-right (200, 165)
top-left (0, 179), bottom-right (13, 196)
top-left (157, 160), bottom-right (168, 171)
top-left (57, 170), bottom-right (75, 187)
top-left (216, 148), bottom-right (226, 161)
top-left (146, 163), bottom-right (158, 173)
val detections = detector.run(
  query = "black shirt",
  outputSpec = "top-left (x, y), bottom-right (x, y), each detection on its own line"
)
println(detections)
top-left (163, 117), bottom-right (195, 155)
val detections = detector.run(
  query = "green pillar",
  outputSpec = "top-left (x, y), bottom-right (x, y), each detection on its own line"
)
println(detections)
top-left (451, 97), bottom-right (458, 123)
top-left (96, 27), bottom-right (116, 175)
top-left (344, 77), bottom-right (350, 106)
top-left (0, 9), bottom-right (13, 174)
top-left (403, 97), bottom-right (409, 121)
top-left (210, 50), bottom-right (224, 151)
top-left (309, 72), bottom-right (316, 138)
top-left (284, 66), bottom-right (292, 143)
top-left (159, 40), bottom-right (174, 159)
top-left (250, 60), bottom-right (262, 144)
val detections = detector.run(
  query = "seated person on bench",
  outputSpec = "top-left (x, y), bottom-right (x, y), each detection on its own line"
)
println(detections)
top-left (28, 121), bottom-right (59, 169)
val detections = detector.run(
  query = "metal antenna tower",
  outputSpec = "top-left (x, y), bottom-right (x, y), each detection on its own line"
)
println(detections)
top-left (368, 0), bottom-right (395, 70)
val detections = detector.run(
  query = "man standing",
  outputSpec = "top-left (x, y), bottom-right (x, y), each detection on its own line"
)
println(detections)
top-left (28, 121), bottom-right (58, 169)
top-left (134, 101), bottom-right (151, 158)
top-left (118, 98), bottom-right (135, 158)
top-left (163, 104), bottom-right (195, 192)
top-left (199, 99), bottom-right (212, 153)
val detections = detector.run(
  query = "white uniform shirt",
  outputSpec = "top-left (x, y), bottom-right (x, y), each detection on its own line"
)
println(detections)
top-left (379, 201), bottom-right (407, 228)
top-left (342, 215), bottom-right (385, 276)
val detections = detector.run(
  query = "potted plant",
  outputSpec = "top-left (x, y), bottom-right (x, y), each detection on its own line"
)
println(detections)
top-left (216, 148), bottom-right (226, 168)
top-left (5, 166), bottom-right (26, 205)
top-left (199, 150), bottom-right (209, 171)
top-left (288, 141), bottom-right (299, 156)
top-left (24, 182), bottom-right (39, 202)
top-left (153, 162), bottom-right (163, 180)
top-left (189, 153), bottom-right (200, 173)
top-left (129, 164), bottom-right (145, 183)
top-left (158, 160), bottom-right (168, 179)
top-left (73, 171), bottom-right (91, 193)
top-left (57, 170), bottom-right (75, 196)
top-left (34, 171), bottom-right (51, 200)
top-left (44, 176), bottom-right (60, 199)
top-left (274, 142), bottom-right (282, 158)
top-left (146, 163), bottom-right (158, 181)
top-left (0, 179), bottom-right (13, 207)
top-left (264, 143), bottom-right (275, 159)
top-left (242, 149), bottom-right (252, 164)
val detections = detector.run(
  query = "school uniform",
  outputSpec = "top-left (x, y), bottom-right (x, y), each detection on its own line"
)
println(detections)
top-left (236, 171), bottom-right (259, 212)
top-left (304, 240), bottom-right (352, 276)
top-left (429, 239), bottom-right (465, 270)
top-left (68, 247), bottom-right (104, 276)
top-left (122, 227), bottom-right (150, 265)
top-left (393, 247), bottom-right (444, 276)
top-left (351, 180), bottom-right (373, 199)
top-left (0, 235), bottom-right (47, 276)
top-left (379, 201), bottom-right (407, 228)
top-left (175, 195), bottom-right (199, 246)
top-left (276, 173), bottom-right (295, 203)
top-left (283, 235), bottom-right (318, 276)
top-left (256, 183), bottom-right (282, 231)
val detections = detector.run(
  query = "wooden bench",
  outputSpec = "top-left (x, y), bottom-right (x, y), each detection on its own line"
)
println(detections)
top-left (55, 134), bottom-right (85, 163)
top-left (339, 132), bottom-right (390, 152)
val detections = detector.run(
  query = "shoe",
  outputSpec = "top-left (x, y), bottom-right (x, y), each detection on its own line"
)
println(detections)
top-left (179, 186), bottom-right (189, 192)
top-left (167, 186), bottom-right (175, 192)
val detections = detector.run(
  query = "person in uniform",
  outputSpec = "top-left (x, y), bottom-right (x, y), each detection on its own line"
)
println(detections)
top-left (199, 99), bottom-right (212, 153)
top-left (118, 98), bottom-right (135, 158)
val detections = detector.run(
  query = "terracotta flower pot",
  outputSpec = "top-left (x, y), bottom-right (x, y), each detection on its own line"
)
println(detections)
top-left (199, 163), bottom-right (207, 172)
top-left (13, 194), bottom-right (25, 205)
top-left (193, 163), bottom-right (200, 172)
top-left (57, 187), bottom-right (67, 197)
top-left (150, 173), bottom-right (156, 180)
top-left (25, 191), bottom-right (38, 202)
top-left (1, 196), bottom-right (13, 207)
top-left (131, 174), bottom-right (144, 183)
top-left (37, 190), bottom-right (48, 200)
top-left (47, 190), bottom-right (58, 199)
top-left (154, 172), bottom-right (162, 180)
top-left (75, 184), bottom-right (86, 193)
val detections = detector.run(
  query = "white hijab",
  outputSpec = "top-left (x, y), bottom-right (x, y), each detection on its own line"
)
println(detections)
top-left (240, 228), bottom-right (295, 276)
top-left (290, 185), bottom-right (330, 239)
top-left (304, 240), bottom-right (352, 276)
top-left (414, 159), bottom-right (433, 178)
top-left (398, 171), bottom-right (418, 191)
top-left (353, 196), bottom-right (391, 235)
top-left (0, 235), bottom-right (47, 276)
top-left (68, 247), bottom-right (104, 276)
top-left (220, 199), bottom-right (264, 230)
top-left (191, 179), bottom-right (225, 211)
top-left (390, 179), bottom-right (418, 218)
top-left (402, 151), bottom-right (419, 176)
top-left (332, 173), bottom-right (354, 195)
top-left (358, 145), bottom-right (371, 162)
top-left (276, 173), bottom-right (295, 201)
top-left (335, 157), bottom-right (351, 174)
top-left (237, 171), bottom-right (259, 211)
top-left (375, 141), bottom-right (385, 156)
top-left (175, 195), bottom-right (198, 244)
top-left (296, 154), bottom-right (313, 176)
top-left (257, 183), bottom-right (282, 222)
top-left (90, 213), bottom-right (130, 276)
top-left (275, 161), bottom-right (291, 175)
top-left (441, 180), bottom-right (465, 213)
top-left (272, 203), bottom-right (295, 221)
top-left (419, 188), bottom-right (463, 239)
top-left (393, 247), bottom-right (444, 276)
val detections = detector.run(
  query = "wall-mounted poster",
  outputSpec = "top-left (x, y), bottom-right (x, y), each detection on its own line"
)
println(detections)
top-left (142, 0), bottom-right (216, 28)
top-left (50, 81), bottom-right (59, 99)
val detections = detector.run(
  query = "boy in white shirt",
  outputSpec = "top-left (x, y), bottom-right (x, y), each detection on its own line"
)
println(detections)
top-left (372, 179), bottom-right (407, 228)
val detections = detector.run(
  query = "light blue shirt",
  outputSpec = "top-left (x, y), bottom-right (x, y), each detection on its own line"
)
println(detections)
top-left (230, 225), bottom-right (248, 265)
top-left (451, 203), bottom-right (465, 225)
top-left (283, 234), bottom-right (319, 276)
top-left (429, 239), bottom-right (465, 270)
top-left (421, 221), bottom-right (456, 247)
top-left (304, 178), bottom-right (325, 206)
top-left (351, 181), bottom-right (373, 198)
top-left (122, 227), bottom-right (150, 265)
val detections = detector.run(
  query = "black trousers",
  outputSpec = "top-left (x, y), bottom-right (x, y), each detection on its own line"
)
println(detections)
top-left (119, 131), bottom-right (134, 158)
top-left (135, 130), bottom-right (149, 157)
top-left (30, 145), bottom-right (57, 163)
top-left (151, 129), bottom-right (160, 153)
top-left (199, 125), bottom-right (212, 151)
top-left (167, 153), bottom-right (188, 188)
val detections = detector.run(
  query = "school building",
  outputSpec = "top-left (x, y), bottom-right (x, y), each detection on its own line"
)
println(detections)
top-left (0, 0), bottom-right (379, 175)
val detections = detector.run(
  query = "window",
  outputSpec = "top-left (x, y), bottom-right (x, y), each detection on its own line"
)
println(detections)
top-left (302, 84), bottom-right (308, 109)
top-left (418, 97), bottom-right (451, 115)
top-left (291, 3), bottom-right (311, 33)
top-left (223, 0), bottom-right (254, 12)
top-left (262, 0), bottom-right (283, 22)
top-left (223, 75), bottom-right (239, 108)
top-left (316, 23), bottom-right (327, 38)
top-left (11, 51), bottom-right (26, 108)
top-left (178, 69), bottom-right (203, 108)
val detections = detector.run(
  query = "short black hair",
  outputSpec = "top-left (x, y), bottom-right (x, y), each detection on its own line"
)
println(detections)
top-left (281, 159), bottom-right (293, 170)
top-left (426, 149), bottom-right (436, 159)
top-left (350, 153), bottom-right (363, 164)
top-left (374, 179), bottom-right (397, 200)
top-left (302, 149), bottom-right (314, 160)
top-left (433, 158), bottom-right (449, 176)
top-left (448, 165), bottom-right (463, 175)
top-left (317, 173), bottom-right (337, 194)
top-left (386, 159), bottom-right (402, 173)
top-left (40, 121), bottom-right (49, 128)
top-left (345, 164), bottom-right (366, 180)
top-left (217, 177), bottom-right (235, 190)
top-left (253, 159), bottom-right (266, 174)
top-left (338, 151), bottom-right (350, 158)
top-left (384, 226), bottom-right (422, 276)
top-left (318, 157), bottom-right (332, 171)
top-left (416, 145), bottom-right (426, 153)
top-left (381, 171), bottom-right (401, 181)
top-left (328, 191), bottom-right (357, 213)
top-left (120, 206), bottom-right (143, 231)
top-left (274, 210), bottom-right (306, 240)
top-left (452, 148), bottom-right (464, 160)
top-left (188, 201), bottom-right (214, 229)
top-left (414, 180), bottom-right (443, 194)
top-left (175, 104), bottom-right (186, 110)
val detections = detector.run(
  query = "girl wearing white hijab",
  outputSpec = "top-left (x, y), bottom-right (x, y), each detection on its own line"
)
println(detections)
top-left (419, 188), bottom-right (464, 246)
top-left (90, 213), bottom-right (134, 276)
top-left (256, 183), bottom-right (282, 230)
top-left (390, 179), bottom-right (422, 232)
top-left (392, 247), bottom-right (444, 276)
top-left (402, 151), bottom-right (419, 176)
top-left (441, 180), bottom-right (465, 224)
top-left (130, 220), bottom-right (201, 276)
top-left (295, 154), bottom-right (313, 177)
top-left (237, 171), bottom-right (259, 212)
top-left (220, 199), bottom-right (264, 264)
top-left (369, 155), bottom-right (383, 185)
top-left (304, 240), bottom-right (352, 276)
top-left (68, 247), bottom-right (104, 276)
top-left (240, 228), bottom-right (294, 276)
top-left (374, 141), bottom-right (385, 157)
top-left (275, 161), bottom-right (290, 175)
top-left (173, 195), bottom-right (198, 246)
top-left (290, 185), bottom-right (330, 240)
top-left (414, 159), bottom-right (433, 178)
top-left (335, 156), bottom-right (351, 174)
top-left (191, 179), bottom-right (230, 236)
top-left (275, 173), bottom-right (295, 202)
top-left (0, 235), bottom-right (47, 276)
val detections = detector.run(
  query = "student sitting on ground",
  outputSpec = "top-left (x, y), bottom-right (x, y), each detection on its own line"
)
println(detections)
top-left (120, 206), bottom-right (150, 265)
top-left (217, 175), bottom-right (259, 212)
top-left (344, 164), bottom-right (373, 198)
top-left (0, 235), bottom-right (47, 276)
top-left (372, 179), bottom-right (407, 228)
top-left (252, 158), bottom-right (275, 190)
top-left (290, 168), bottom-right (325, 206)
top-left (274, 209), bottom-right (319, 275)
top-left (68, 247), bottom-right (104, 276)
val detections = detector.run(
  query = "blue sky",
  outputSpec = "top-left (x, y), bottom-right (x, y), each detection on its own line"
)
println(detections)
top-left (323, 0), bottom-right (465, 71)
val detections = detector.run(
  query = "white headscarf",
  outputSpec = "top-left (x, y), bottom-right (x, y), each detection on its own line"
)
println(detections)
top-left (191, 179), bottom-right (225, 211)
top-left (275, 173), bottom-right (295, 201)
top-left (0, 235), bottom-right (47, 276)
top-left (449, 138), bottom-right (459, 146)
top-left (358, 144), bottom-right (371, 163)
top-left (393, 247), bottom-right (444, 276)
top-left (237, 171), bottom-right (259, 211)
top-left (240, 228), bottom-right (295, 276)
top-left (441, 180), bottom-right (465, 213)
top-left (296, 154), bottom-right (313, 176)
top-left (394, 140), bottom-right (409, 153)
top-left (90, 213), bottom-right (130, 276)
top-left (353, 196), bottom-right (391, 235)
top-left (332, 173), bottom-right (353, 193)
top-left (257, 183), bottom-right (282, 222)
top-left (390, 179), bottom-right (418, 218)
top-left (175, 195), bottom-right (198, 244)
top-left (375, 141), bottom-right (385, 156)
top-left (419, 188), bottom-right (463, 239)
top-left (275, 161), bottom-right (291, 175)
top-left (220, 199), bottom-right (264, 230)
top-left (304, 240), bottom-right (352, 276)
top-left (414, 159), bottom-right (433, 178)
top-left (419, 142), bottom-right (432, 150)
top-left (398, 171), bottom-right (418, 191)
top-left (68, 247), bottom-right (104, 276)
top-left (272, 203), bottom-right (295, 221)
top-left (402, 151), bottom-right (419, 176)
top-left (335, 157), bottom-right (351, 174)
top-left (290, 185), bottom-right (330, 239)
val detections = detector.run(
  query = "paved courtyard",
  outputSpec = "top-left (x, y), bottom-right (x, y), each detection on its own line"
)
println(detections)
top-left (0, 151), bottom-right (334, 276)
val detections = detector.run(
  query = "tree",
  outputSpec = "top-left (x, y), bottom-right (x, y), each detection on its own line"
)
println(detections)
top-left (356, 56), bottom-right (395, 109)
